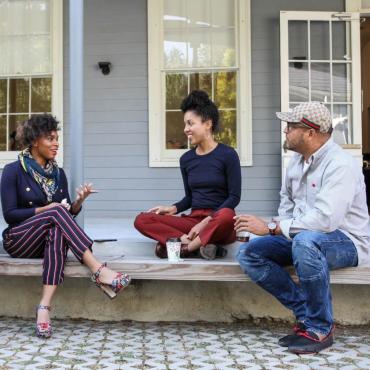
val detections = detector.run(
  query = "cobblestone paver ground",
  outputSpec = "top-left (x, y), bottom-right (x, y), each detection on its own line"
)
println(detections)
top-left (0, 318), bottom-right (369, 369)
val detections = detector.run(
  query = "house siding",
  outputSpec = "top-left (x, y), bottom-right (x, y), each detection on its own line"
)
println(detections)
top-left (0, 0), bottom-right (345, 220)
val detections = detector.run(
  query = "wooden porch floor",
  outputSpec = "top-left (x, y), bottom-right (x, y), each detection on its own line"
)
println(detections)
top-left (0, 216), bottom-right (369, 284)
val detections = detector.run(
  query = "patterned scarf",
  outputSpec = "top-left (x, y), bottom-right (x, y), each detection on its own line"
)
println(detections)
top-left (19, 148), bottom-right (60, 203)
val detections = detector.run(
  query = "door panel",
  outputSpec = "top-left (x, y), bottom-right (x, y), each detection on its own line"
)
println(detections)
top-left (280, 11), bottom-right (362, 179)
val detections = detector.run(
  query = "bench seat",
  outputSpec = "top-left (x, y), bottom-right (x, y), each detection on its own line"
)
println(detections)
top-left (1, 240), bottom-right (370, 284)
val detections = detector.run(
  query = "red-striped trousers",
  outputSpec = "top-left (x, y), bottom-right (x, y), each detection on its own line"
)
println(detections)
top-left (134, 208), bottom-right (236, 247)
top-left (3, 205), bottom-right (93, 285)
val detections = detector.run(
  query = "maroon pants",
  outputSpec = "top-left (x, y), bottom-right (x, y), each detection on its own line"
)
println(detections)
top-left (134, 208), bottom-right (236, 247)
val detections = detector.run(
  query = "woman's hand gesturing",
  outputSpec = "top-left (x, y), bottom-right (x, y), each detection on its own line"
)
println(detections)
top-left (70, 183), bottom-right (98, 214)
top-left (148, 205), bottom-right (177, 215)
top-left (75, 183), bottom-right (97, 203)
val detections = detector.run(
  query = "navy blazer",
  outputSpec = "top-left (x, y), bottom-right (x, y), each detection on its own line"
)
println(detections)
top-left (1, 160), bottom-right (72, 228)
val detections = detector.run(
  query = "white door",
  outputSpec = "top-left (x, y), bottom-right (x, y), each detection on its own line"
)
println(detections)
top-left (280, 11), bottom-right (362, 178)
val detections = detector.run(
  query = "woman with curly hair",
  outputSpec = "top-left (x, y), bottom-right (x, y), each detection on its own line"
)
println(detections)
top-left (1, 114), bottom-right (130, 338)
top-left (135, 90), bottom-right (241, 260)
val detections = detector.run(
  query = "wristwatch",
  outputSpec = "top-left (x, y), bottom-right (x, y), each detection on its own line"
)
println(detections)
top-left (267, 221), bottom-right (277, 236)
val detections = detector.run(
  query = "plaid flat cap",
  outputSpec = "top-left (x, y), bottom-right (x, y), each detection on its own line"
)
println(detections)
top-left (276, 102), bottom-right (332, 133)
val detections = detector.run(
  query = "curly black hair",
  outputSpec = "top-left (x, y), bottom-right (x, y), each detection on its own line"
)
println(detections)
top-left (16, 114), bottom-right (60, 149)
top-left (180, 90), bottom-right (219, 132)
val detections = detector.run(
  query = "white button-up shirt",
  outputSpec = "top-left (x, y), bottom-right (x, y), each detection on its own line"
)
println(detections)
top-left (278, 139), bottom-right (370, 266)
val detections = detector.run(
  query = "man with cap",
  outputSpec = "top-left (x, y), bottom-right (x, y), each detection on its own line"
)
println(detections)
top-left (235, 101), bottom-right (370, 354)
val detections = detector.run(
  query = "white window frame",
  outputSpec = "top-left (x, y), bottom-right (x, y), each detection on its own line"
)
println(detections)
top-left (147, 0), bottom-right (252, 167)
top-left (0, 0), bottom-right (63, 168)
top-left (280, 10), bottom-right (362, 178)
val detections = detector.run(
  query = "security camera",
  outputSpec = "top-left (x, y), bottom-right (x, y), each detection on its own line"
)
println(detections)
top-left (98, 62), bottom-right (111, 75)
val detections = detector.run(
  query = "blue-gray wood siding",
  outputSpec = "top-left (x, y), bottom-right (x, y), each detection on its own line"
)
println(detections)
top-left (0, 0), bottom-right (345, 220)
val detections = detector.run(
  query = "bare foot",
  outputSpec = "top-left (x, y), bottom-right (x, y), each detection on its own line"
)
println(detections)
top-left (180, 234), bottom-right (192, 244)
top-left (37, 306), bottom-right (50, 324)
top-left (97, 266), bottom-right (118, 285)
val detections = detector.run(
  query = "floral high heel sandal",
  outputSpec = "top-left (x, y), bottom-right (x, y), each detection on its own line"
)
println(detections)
top-left (91, 262), bottom-right (131, 299)
top-left (36, 305), bottom-right (52, 338)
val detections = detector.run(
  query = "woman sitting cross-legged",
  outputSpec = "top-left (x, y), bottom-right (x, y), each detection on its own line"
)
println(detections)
top-left (135, 90), bottom-right (241, 260)
top-left (0, 114), bottom-right (130, 338)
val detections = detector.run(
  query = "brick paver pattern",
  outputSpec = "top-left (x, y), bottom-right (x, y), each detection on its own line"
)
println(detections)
top-left (0, 318), bottom-right (369, 369)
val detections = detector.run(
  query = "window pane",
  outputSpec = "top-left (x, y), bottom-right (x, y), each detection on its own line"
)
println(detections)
top-left (214, 71), bottom-right (236, 109)
top-left (163, 0), bottom-right (236, 69)
top-left (31, 77), bottom-right (52, 112)
top-left (0, 38), bottom-right (9, 75)
top-left (311, 63), bottom-right (330, 102)
top-left (332, 105), bottom-right (351, 145)
top-left (289, 62), bottom-right (308, 102)
top-left (215, 110), bottom-right (236, 147)
top-left (188, 28), bottom-right (211, 67)
top-left (0, 2), bottom-right (7, 34)
top-left (212, 28), bottom-right (235, 67)
top-left (164, 29), bottom-right (188, 69)
top-left (0, 115), bottom-right (6, 150)
top-left (0, 79), bottom-right (6, 113)
top-left (4, 0), bottom-right (50, 35)
top-left (332, 21), bottom-right (351, 60)
top-left (289, 21), bottom-right (308, 60)
top-left (310, 21), bottom-right (330, 60)
top-left (8, 114), bottom-right (28, 151)
top-left (8, 35), bottom-right (51, 75)
top-left (190, 72), bottom-right (212, 97)
top-left (27, 1), bottom-right (51, 35)
top-left (211, 0), bottom-right (234, 28)
top-left (187, 0), bottom-right (211, 28)
top-left (1, 1), bottom-right (51, 75)
top-left (9, 78), bottom-right (29, 113)
top-left (163, 0), bottom-right (187, 29)
top-left (5, 0), bottom-right (28, 35)
top-left (166, 73), bottom-right (188, 110)
top-left (8, 36), bottom-right (30, 75)
top-left (28, 35), bottom-right (51, 74)
top-left (166, 111), bottom-right (187, 149)
top-left (333, 64), bottom-right (351, 102)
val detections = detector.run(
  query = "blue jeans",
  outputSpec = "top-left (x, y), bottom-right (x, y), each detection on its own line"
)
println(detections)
top-left (237, 230), bottom-right (358, 335)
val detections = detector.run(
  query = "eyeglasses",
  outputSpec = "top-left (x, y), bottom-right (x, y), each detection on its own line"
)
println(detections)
top-left (284, 123), bottom-right (312, 133)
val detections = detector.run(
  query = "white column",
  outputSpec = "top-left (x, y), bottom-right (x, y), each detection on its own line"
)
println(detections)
top-left (69, 0), bottom-right (84, 226)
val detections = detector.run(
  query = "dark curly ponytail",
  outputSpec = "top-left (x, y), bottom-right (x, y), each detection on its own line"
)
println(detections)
top-left (180, 90), bottom-right (219, 132)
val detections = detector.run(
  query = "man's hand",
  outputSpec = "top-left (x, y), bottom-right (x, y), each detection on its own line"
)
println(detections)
top-left (234, 214), bottom-right (269, 236)
top-left (148, 205), bottom-right (177, 215)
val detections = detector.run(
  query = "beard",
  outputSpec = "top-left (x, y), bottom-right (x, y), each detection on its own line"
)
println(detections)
top-left (283, 140), bottom-right (289, 153)
top-left (283, 133), bottom-right (306, 154)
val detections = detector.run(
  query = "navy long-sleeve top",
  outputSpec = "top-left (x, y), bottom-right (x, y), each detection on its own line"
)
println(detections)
top-left (174, 143), bottom-right (241, 213)
top-left (1, 160), bottom-right (72, 231)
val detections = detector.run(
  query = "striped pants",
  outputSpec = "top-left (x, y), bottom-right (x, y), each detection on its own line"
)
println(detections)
top-left (3, 205), bottom-right (93, 285)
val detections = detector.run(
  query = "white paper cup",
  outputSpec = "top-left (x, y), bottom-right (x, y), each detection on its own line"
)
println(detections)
top-left (166, 238), bottom-right (182, 262)
top-left (236, 231), bottom-right (250, 242)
